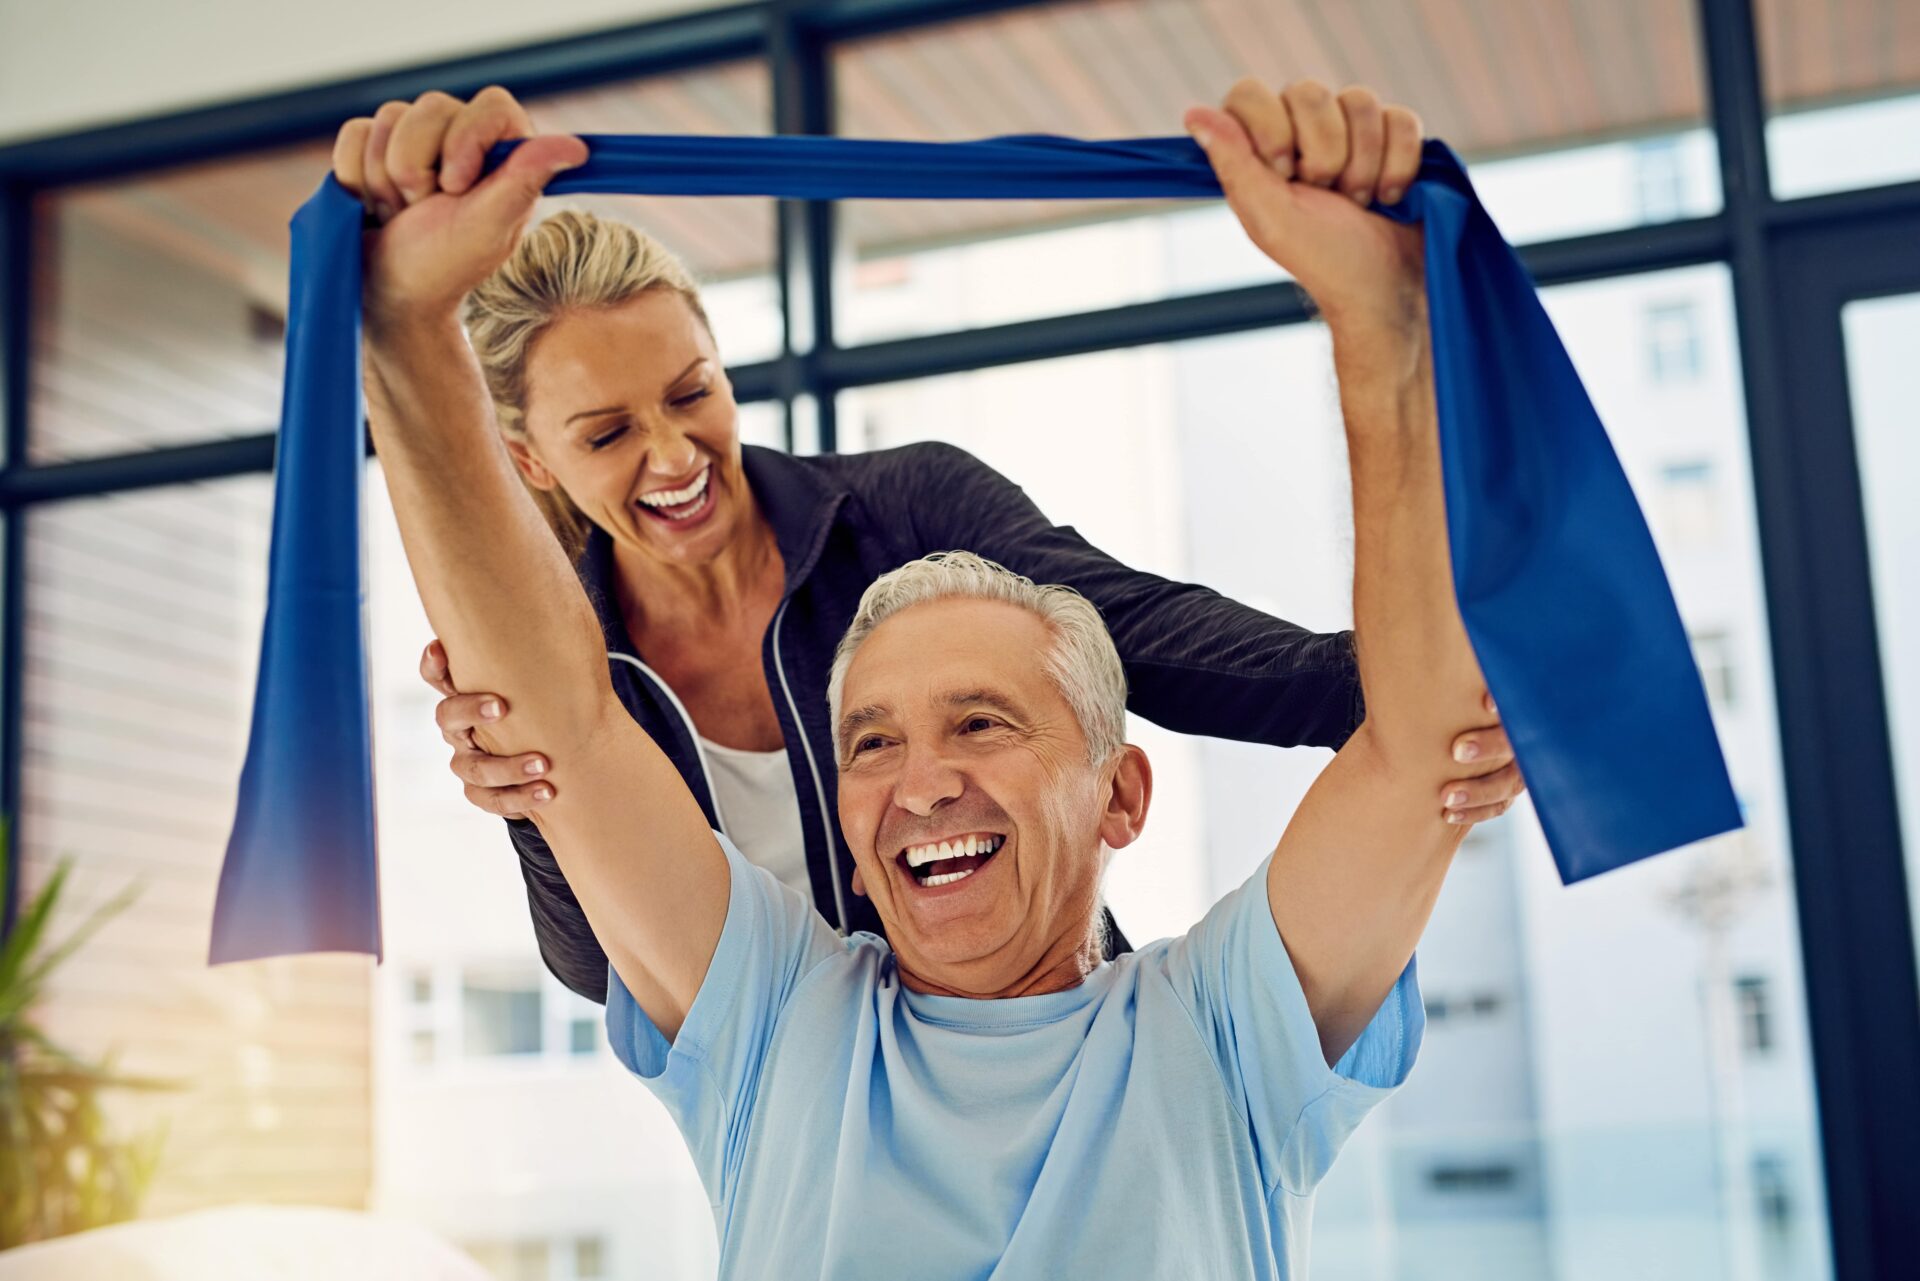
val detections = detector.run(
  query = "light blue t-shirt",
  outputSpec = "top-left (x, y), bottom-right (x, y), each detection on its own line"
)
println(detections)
top-left (608, 834), bottom-right (1423, 1279)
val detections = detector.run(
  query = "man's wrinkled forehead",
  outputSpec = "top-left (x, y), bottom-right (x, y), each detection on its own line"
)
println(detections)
top-left (835, 598), bottom-right (1060, 751)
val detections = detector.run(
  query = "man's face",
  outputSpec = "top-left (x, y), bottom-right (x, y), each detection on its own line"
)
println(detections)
top-left (834, 598), bottom-right (1149, 997)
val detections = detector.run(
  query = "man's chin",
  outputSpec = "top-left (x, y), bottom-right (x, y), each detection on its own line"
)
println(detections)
top-left (887, 919), bottom-right (1020, 984)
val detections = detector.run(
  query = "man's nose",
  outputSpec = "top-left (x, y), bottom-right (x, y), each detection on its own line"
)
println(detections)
top-left (893, 740), bottom-right (964, 817)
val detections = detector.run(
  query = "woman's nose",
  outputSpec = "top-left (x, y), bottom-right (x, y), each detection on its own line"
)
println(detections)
top-left (649, 431), bottom-right (700, 479)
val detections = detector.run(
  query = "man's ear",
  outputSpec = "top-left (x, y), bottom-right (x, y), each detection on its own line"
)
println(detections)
top-left (505, 436), bottom-right (558, 491)
top-left (1098, 744), bottom-right (1152, 852)
top-left (851, 866), bottom-right (867, 898)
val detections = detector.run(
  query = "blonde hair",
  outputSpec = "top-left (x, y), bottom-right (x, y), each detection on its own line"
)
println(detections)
top-left (463, 207), bottom-right (714, 561)
top-left (827, 551), bottom-right (1129, 765)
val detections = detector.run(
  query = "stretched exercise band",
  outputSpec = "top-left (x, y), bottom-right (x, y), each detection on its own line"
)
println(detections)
top-left (210, 133), bottom-right (1741, 963)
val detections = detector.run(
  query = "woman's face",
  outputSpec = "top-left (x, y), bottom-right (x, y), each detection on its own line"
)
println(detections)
top-left (516, 290), bottom-right (748, 568)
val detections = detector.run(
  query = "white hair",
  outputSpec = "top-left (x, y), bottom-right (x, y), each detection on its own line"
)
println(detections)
top-left (827, 551), bottom-right (1128, 764)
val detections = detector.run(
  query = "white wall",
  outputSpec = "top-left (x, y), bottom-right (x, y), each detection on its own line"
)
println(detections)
top-left (0, 0), bottom-right (733, 146)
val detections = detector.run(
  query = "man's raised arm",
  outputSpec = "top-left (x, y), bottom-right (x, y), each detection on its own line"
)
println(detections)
top-left (1183, 83), bottom-right (1503, 1065)
top-left (1259, 323), bottom-right (1493, 1065)
top-left (338, 101), bottom-right (727, 1041)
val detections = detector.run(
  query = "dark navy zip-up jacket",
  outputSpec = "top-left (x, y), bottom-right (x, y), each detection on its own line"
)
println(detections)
top-left (507, 441), bottom-right (1364, 1003)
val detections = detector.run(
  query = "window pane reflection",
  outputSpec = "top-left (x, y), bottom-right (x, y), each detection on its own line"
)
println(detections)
top-left (525, 65), bottom-right (783, 368)
top-left (18, 476), bottom-right (374, 1212)
top-left (833, 0), bottom-right (1720, 344)
top-left (1757, 0), bottom-right (1920, 198)
top-left (26, 62), bottom-right (781, 467)
top-left (838, 263), bottom-right (1829, 1280)
top-left (1841, 292), bottom-right (1920, 1001)
top-left (365, 463), bottom-right (718, 1277)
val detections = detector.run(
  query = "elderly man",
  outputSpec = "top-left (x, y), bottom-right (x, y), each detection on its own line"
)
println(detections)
top-left (364, 75), bottom-right (1503, 1279)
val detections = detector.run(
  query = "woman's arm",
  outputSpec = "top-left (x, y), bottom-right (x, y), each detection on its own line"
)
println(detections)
top-left (873, 441), bottom-right (1522, 824)
top-left (341, 97), bottom-right (728, 1041)
top-left (879, 441), bottom-right (1365, 749)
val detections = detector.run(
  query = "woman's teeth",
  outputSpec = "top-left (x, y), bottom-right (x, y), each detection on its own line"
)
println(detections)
top-left (639, 467), bottom-right (711, 517)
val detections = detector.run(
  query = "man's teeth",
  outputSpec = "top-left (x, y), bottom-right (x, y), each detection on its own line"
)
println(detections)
top-left (924, 867), bottom-right (976, 887)
top-left (639, 467), bottom-right (710, 509)
top-left (904, 834), bottom-right (1003, 868)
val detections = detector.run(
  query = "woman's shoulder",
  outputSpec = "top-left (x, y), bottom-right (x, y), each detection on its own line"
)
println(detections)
top-left (779, 438), bottom-right (996, 490)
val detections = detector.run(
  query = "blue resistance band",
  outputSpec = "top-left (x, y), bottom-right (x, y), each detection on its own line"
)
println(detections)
top-left (209, 133), bottom-right (1740, 964)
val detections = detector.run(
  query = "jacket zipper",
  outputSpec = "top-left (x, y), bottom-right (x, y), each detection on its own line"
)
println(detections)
top-left (773, 597), bottom-right (849, 932)
top-left (606, 652), bottom-right (730, 839)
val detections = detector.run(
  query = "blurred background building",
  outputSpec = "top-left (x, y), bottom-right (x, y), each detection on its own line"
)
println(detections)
top-left (3, 2), bottom-right (1918, 1280)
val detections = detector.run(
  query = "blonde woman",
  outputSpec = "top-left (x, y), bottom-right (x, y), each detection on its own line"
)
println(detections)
top-left (334, 85), bottom-right (1523, 1002)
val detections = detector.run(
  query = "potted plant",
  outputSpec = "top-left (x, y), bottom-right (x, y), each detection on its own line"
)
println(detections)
top-left (0, 821), bottom-right (171, 1248)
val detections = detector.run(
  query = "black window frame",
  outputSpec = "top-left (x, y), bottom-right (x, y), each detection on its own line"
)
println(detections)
top-left (2, 1), bottom-right (1916, 1274)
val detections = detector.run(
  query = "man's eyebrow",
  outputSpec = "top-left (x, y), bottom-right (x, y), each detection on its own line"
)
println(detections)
top-left (836, 690), bottom-right (1028, 755)
top-left (562, 357), bottom-right (709, 427)
top-left (837, 703), bottom-right (891, 755)
top-left (943, 689), bottom-right (1026, 719)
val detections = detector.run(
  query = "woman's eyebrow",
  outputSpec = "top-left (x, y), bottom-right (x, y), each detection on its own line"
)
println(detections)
top-left (561, 359), bottom-right (710, 428)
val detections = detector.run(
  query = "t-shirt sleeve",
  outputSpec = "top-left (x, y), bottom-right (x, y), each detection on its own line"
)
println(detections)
top-left (604, 831), bottom-right (845, 1203)
top-left (1159, 854), bottom-right (1425, 1199)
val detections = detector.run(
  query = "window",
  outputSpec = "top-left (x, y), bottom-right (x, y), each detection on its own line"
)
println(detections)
top-left (1634, 136), bottom-right (1690, 222)
top-left (15, 478), bottom-right (373, 1211)
top-left (462, 972), bottom-right (543, 1058)
top-left (1754, 1153), bottom-right (1795, 1233)
top-left (844, 264), bottom-right (1830, 1278)
top-left (831, 0), bottom-right (1722, 343)
top-left (572, 1236), bottom-right (607, 1280)
top-left (1757, 0), bottom-right (1920, 197)
top-left (463, 1238), bottom-right (552, 1281)
top-left (1691, 630), bottom-right (1738, 711)
top-left (1656, 460), bottom-right (1722, 551)
top-left (1735, 975), bottom-right (1776, 1056)
top-left (1429, 1163), bottom-right (1520, 1194)
top-left (1646, 300), bottom-right (1704, 383)
top-left (569, 1017), bottom-right (598, 1056)
top-left (1426, 992), bottom-right (1507, 1024)
top-left (461, 1234), bottom-right (609, 1281)
top-left (1842, 292), bottom-right (1920, 1009)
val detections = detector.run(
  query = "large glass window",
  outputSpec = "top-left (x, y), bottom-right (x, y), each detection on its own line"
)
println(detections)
top-left (363, 463), bottom-right (717, 1278)
top-left (28, 144), bottom-right (321, 462)
top-left (1756, 0), bottom-right (1920, 198)
top-left (839, 262), bottom-right (1828, 1279)
top-left (15, 60), bottom-right (783, 1278)
top-left (832, 0), bottom-right (1721, 344)
top-left (524, 64), bottom-right (783, 368)
top-left (1841, 291), bottom-right (1920, 999)
top-left (16, 476), bottom-right (374, 1213)
top-left (26, 61), bottom-right (781, 467)
top-left (14, 2), bottom-right (1920, 1275)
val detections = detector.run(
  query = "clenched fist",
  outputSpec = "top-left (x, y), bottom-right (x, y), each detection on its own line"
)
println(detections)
top-left (331, 86), bottom-right (588, 330)
top-left (1185, 79), bottom-right (1427, 341)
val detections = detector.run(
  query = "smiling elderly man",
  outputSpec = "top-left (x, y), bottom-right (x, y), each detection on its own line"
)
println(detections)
top-left (364, 75), bottom-right (1509, 1280)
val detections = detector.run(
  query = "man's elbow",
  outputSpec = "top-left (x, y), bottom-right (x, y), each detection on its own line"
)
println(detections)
top-left (1343, 705), bottom-right (1481, 798)
top-left (472, 657), bottom-right (623, 768)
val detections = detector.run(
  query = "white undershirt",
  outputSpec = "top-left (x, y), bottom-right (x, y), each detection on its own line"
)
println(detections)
top-left (697, 735), bottom-right (813, 904)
